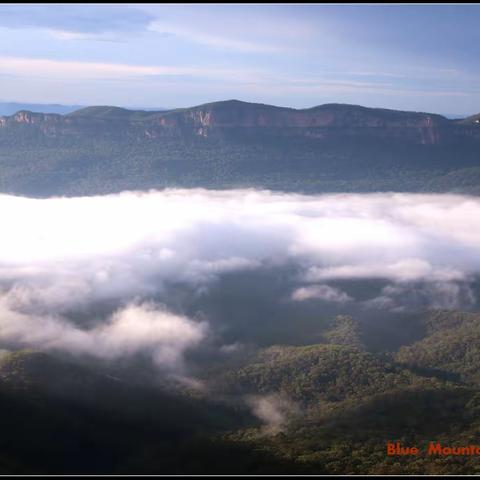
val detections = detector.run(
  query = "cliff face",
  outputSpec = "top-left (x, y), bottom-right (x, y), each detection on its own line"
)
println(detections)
top-left (140, 101), bottom-right (454, 145)
top-left (1, 100), bottom-right (478, 146)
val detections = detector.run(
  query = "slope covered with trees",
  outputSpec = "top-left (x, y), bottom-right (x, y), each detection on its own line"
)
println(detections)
top-left (1, 310), bottom-right (479, 474)
top-left (0, 100), bottom-right (479, 196)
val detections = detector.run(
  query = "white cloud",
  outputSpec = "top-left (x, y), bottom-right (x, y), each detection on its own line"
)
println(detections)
top-left (2, 189), bottom-right (480, 292)
top-left (291, 284), bottom-right (352, 303)
top-left (304, 259), bottom-right (464, 283)
top-left (0, 189), bottom-right (480, 360)
top-left (0, 299), bottom-right (207, 371)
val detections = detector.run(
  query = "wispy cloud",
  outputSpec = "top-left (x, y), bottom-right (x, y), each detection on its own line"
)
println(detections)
top-left (0, 56), bottom-right (264, 83)
top-left (242, 74), bottom-right (471, 99)
top-left (0, 298), bottom-right (208, 371)
top-left (148, 21), bottom-right (292, 54)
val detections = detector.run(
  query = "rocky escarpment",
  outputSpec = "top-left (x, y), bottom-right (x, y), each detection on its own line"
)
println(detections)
top-left (1, 100), bottom-right (478, 145)
top-left (0, 99), bottom-right (479, 197)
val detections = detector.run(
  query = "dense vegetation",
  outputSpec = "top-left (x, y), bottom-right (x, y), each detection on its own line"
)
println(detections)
top-left (0, 101), bottom-right (479, 197)
top-left (212, 311), bottom-right (480, 474)
top-left (2, 310), bottom-right (480, 474)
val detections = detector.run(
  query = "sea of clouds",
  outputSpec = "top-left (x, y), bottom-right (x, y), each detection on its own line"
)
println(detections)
top-left (1, 188), bottom-right (479, 370)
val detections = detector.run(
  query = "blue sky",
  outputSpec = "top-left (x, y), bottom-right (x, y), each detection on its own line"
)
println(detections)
top-left (0, 4), bottom-right (479, 115)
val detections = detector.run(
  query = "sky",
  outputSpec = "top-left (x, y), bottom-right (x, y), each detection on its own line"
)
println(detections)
top-left (0, 3), bottom-right (479, 115)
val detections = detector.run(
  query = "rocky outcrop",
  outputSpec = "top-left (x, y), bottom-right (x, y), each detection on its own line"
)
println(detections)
top-left (0, 100), bottom-right (478, 145)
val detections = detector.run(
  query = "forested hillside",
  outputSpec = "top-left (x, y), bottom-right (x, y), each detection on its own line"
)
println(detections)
top-left (0, 100), bottom-right (479, 196)
top-left (2, 310), bottom-right (480, 474)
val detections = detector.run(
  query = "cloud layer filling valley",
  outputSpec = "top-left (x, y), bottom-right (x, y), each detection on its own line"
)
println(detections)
top-left (1, 189), bottom-right (479, 367)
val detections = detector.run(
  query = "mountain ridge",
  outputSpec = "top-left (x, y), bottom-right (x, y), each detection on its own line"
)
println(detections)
top-left (1, 99), bottom-right (471, 144)
top-left (3, 99), bottom-right (475, 121)
top-left (1, 99), bottom-right (465, 124)
top-left (0, 99), bottom-right (479, 197)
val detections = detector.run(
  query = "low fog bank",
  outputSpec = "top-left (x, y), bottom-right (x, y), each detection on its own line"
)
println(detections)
top-left (1, 188), bottom-right (479, 371)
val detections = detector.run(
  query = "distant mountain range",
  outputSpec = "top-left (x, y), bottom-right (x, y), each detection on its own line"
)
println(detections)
top-left (0, 102), bottom-right (84, 116)
top-left (0, 102), bottom-right (167, 116)
top-left (0, 99), bottom-right (479, 196)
